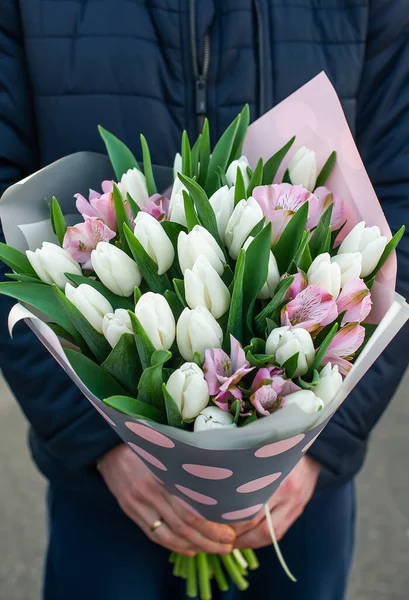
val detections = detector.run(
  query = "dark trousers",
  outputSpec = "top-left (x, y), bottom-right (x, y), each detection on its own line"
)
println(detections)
top-left (44, 482), bottom-right (355, 600)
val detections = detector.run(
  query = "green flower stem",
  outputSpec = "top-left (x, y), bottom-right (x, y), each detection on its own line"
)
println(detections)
top-left (181, 556), bottom-right (188, 579)
top-left (221, 554), bottom-right (249, 591)
top-left (197, 553), bottom-right (212, 600)
top-left (208, 555), bottom-right (229, 592)
top-left (169, 552), bottom-right (176, 564)
top-left (186, 556), bottom-right (198, 599)
top-left (173, 553), bottom-right (183, 577)
top-left (241, 549), bottom-right (259, 571)
top-left (231, 550), bottom-right (247, 576)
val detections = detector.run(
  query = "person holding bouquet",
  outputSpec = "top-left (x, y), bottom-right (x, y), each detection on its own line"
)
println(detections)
top-left (0, 2), bottom-right (408, 600)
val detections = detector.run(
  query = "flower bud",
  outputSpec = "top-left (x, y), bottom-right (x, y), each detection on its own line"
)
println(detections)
top-left (184, 256), bottom-right (230, 319)
top-left (337, 221), bottom-right (388, 277)
top-left (26, 242), bottom-right (82, 289)
top-left (331, 253), bottom-right (362, 288)
top-left (313, 363), bottom-right (343, 405)
top-left (243, 236), bottom-right (280, 299)
top-left (121, 168), bottom-right (149, 207)
top-left (91, 242), bottom-right (142, 297)
top-left (288, 146), bottom-right (317, 191)
top-left (133, 212), bottom-right (175, 275)
top-left (307, 253), bottom-right (341, 298)
top-left (266, 325), bottom-right (315, 378)
top-left (209, 185), bottom-right (235, 245)
top-left (178, 225), bottom-right (226, 275)
top-left (194, 406), bottom-right (237, 432)
top-left (65, 283), bottom-right (113, 333)
top-left (176, 306), bottom-right (223, 362)
top-left (283, 390), bottom-right (324, 413)
top-left (166, 363), bottom-right (209, 420)
top-left (225, 197), bottom-right (264, 259)
top-left (226, 156), bottom-right (251, 189)
top-left (134, 292), bottom-right (175, 351)
top-left (102, 309), bottom-right (133, 348)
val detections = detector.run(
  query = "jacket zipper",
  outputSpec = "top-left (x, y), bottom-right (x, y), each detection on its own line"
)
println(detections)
top-left (189, 0), bottom-right (210, 132)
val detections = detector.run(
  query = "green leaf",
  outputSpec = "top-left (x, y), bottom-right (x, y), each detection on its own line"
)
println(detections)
top-left (290, 230), bottom-right (310, 272)
top-left (262, 137), bottom-right (296, 185)
top-left (101, 333), bottom-right (141, 395)
top-left (205, 115), bottom-right (240, 196)
top-left (177, 174), bottom-right (222, 246)
top-left (255, 276), bottom-right (294, 333)
top-left (198, 119), bottom-right (210, 187)
top-left (234, 167), bottom-right (247, 206)
top-left (191, 134), bottom-right (202, 178)
top-left (242, 222), bottom-right (272, 339)
top-left (331, 220), bottom-right (347, 248)
top-left (164, 290), bottom-right (184, 321)
top-left (224, 249), bottom-right (246, 348)
top-left (65, 273), bottom-right (133, 310)
top-left (65, 348), bottom-right (129, 399)
top-left (315, 151), bottom-right (336, 189)
top-left (98, 125), bottom-right (140, 180)
top-left (308, 322), bottom-right (339, 378)
top-left (173, 278), bottom-right (187, 308)
top-left (113, 184), bottom-right (132, 256)
top-left (282, 352), bottom-right (300, 379)
top-left (309, 202), bottom-right (333, 259)
top-left (298, 242), bottom-right (313, 273)
top-left (246, 351), bottom-right (276, 367)
top-left (246, 158), bottom-right (263, 196)
top-left (0, 242), bottom-right (38, 277)
top-left (48, 323), bottom-right (78, 346)
top-left (137, 349), bottom-right (171, 411)
top-left (365, 225), bottom-right (405, 283)
top-left (273, 201), bottom-right (309, 274)
top-left (248, 218), bottom-right (266, 239)
top-left (217, 166), bottom-right (229, 188)
top-left (53, 285), bottom-right (111, 363)
top-left (124, 224), bottom-right (171, 294)
top-left (193, 351), bottom-right (204, 367)
top-left (6, 273), bottom-right (43, 284)
top-left (296, 369), bottom-right (320, 390)
top-left (161, 220), bottom-right (187, 250)
top-left (0, 281), bottom-right (80, 343)
top-left (50, 196), bottom-right (67, 245)
top-left (222, 265), bottom-right (234, 288)
top-left (140, 134), bottom-right (157, 195)
top-left (266, 318), bottom-right (278, 335)
top-left (181, 130), bottom-right (192, 177)
top-left (229, 104), bottom-right (250, 163)
top-left (126, 193), bottom-right (140, 218)
top-left (231, 399), bottom-right (241, 425)
top-left (162, 383), bottom-right (185, 428)
top-left (129, 311), bottom-right (155, 370)
top-left (103, 395), bottom-right (166, 423)
top-left (134, 286), bottom-right (142, 305)
top-left (242, 411), bottom-right (258, 426)
top-left (183, 190), bottom-right (200, 231)
top-left (282, 169), bottom-right (292, 184)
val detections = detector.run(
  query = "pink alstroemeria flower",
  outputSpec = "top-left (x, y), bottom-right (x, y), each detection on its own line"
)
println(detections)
top-left (141, 194), bottom-right (170, 221)
top-left (309, 186), bottom-right (345, 232)
top-left (252, 183), bottom-right (319, 245)
top-left (282, 270), bottom-right (308, 300)
top-left (322, 322), bottom-right (365, 375)
top-left (250, 367), bottom-right (286, 417)
top-left (204, 336), bottom-right (254, 411)
top-left (214, 387), bottom-right (243, 412)
top-left (336, 278), bottom-right (372, 326)
top-left (281, 284), bottom-right (338, 333)
top-left (63, 216), bottom-right (116, 269)
top-left (75, 181), bottom-right (133, 232)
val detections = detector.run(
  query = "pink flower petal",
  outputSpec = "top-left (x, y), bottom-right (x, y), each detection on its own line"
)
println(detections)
top-left (326, 323), bottom-right (365, 358)
top-left (63, 217), bottom-right (116, 266)
top-left (142, 194), bottom-right (170, 221)
top-left (204, 348), bottom-right (231, 396)
top-left (336, 278), bottom-right (372, 325)
top-left (251, 385), bottom-right (281, 417)
top-left (282, 284), bottom-right (338, 332)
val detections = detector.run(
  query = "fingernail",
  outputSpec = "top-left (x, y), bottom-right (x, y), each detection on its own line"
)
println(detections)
top-left (220, 544), bottom-right (233, 555)
top-left (221, 527), bottom-right (236, 544)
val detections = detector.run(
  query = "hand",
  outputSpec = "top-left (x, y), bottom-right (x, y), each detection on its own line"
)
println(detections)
top-left (233, 456), bottom-right (321, 549)
top-left (98, 444), bottom-right (236, 556)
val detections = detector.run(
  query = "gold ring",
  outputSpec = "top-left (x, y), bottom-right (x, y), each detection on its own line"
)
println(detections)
top-left (150, 519), bottom-right (164, 534)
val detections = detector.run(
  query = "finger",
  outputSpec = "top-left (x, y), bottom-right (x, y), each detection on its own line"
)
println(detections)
top-left (233, 502), bottom-right (289, 550)
top-left (160, 496), bottom-right (234, 554)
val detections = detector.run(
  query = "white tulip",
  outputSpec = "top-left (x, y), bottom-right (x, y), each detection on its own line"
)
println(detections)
top-left (266, 326), bottom-right (315, 378)
top-left (177, 225), bottom-right (226, 275)
top-left (168, 191), bottom-right (188, 227)
top-left (243, 236), bottom-right (280, 299)
top-left (288, 146), bottom-right (317, 191)
top-left (337, 221), bottom-right (387, 277)
top-left (133, 212), bottom-right (175, 275)
top-left (173, 152), bottom-right (182, 180)
top-left (313, 363), bottom-right (343, 405)
top-left (121, 167), bottom-right (149, 207)
top-left (307, 253), bottom-right (341, 298)
top-left (102, 309), bottom-right (133, 348)
top-left (284, 390), bottom-right (324, 413)
top-left (194, 406), bottom-right (237, 432)
top-left (225, 197), bottom-right (264, 259)
top-left (166, 363), bottom-right (209, 420)
top-left (91, 242), bottom-right (142, 297)
top-left (65, 283), bottom-right (113, 333)
top-left (209, 185), bottom-right (235, 245)
top-left (135, 292), bottom-right (175, 351)
top-left (226, 156), bottom-right (251, 189)
top-left (176, 306), bottom-right (223, 361)
top-left (184, 256), bottom-right (230, 319)
top-left (331, 253), bottom-right (362, 288)
top-left (26, 242), bottom-right (82, 289)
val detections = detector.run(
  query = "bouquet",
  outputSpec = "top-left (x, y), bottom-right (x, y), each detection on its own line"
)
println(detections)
top-left (1, 73), bottom-right (408, 599)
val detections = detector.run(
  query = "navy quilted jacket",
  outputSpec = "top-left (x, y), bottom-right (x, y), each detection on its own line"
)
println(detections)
top-left (1, 0), bottom-right (408, 501)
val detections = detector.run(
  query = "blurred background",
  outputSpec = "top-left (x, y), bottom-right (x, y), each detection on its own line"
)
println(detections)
top-left (0, 369), bottom-right (408, 600)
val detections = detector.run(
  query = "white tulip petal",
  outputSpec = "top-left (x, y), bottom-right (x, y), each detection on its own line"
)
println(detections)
top-left (360, 236), bottom-right (388, 277)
